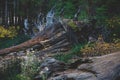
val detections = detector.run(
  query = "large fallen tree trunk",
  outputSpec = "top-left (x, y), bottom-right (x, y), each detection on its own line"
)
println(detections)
top-left (0, 22), bottom-right (77, 56)
top-left (0, 36), bottom-right (45, 55)
top-left (0, 18), bottom-right (98, 56)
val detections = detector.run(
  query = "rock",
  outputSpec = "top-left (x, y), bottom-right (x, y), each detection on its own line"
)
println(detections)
top-left (49, 72), bottom-right (97, 80)
top-left (40, 57), bottom-right (67, 72)
top-left (78, 51), bottom-right (120, 80)
top-left (17, 51), bottom-right (26, 56)
top-left (49, 51), bottom-right (120, 80)
top-left (68, 58), bottom-right (92, 69)
top-left (35, 51), bottom-right (120, 80)
top-left (35, 57), bottom-right (67, 80)
top-left (50, 75), bottom-right (67, 80)
top-left (76, 72), bottom-right (97, 80)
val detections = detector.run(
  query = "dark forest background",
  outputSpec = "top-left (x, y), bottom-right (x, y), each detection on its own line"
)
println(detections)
top-left (0, 0), bottom-right (120, 49)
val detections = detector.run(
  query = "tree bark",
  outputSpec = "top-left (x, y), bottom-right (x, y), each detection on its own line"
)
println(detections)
top-left (0, 36), bottom-right (45, 55)
top-left (0, 23), bottom-right (73, 55)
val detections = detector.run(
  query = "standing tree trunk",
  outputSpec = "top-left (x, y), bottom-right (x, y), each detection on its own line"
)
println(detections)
top-left (4, 0), bottom-right (8, 28)
top-left (0, 0), bottom-right (2, 25)
top-left (87, 0), bottom-right (96, 18)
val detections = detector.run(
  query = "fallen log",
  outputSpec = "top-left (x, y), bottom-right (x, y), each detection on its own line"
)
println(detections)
top-left (0, 36), bottom-right (45, 55)
top-left (41, 31), bottom-right (67, 47)
top-left (35, 41), bottom-right (70, 56)
top-left (0, 22), bottom-right (74, 56)
top-left (0, 18), bottom-right (96, 56)
top-left (0, 22), bottom-right (63, 55)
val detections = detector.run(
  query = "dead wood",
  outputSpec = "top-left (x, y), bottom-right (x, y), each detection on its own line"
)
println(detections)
top-left (0, 22), bottom-right (74, 56)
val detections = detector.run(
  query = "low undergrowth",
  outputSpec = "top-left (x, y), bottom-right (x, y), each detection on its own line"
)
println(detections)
top-left (0, 26), bottom-right (18, 38)
top-left (0, 58), bottom-right (21, 80)
top-left (54, 37), bottom-right (120, 63)
top-left (0, 51), bottom-right (40, 80)
top-left (16, 51), bottom-right (40, 80)
top-left (81, 37), bottom-right (120, 57)
top-left (0, 34), bottom-right (30, 49)
top-left (53, 44), bottom-right (84, 63)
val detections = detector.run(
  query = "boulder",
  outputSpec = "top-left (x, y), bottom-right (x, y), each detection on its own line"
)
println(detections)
top-left (48, 51), bottom-right (120, 80)
top-left (49, 72), bottom-right (97, 80)
top-left (78, 51), bottom-right (120, 80)
top-left (34, 57), bottom-right (67, 80)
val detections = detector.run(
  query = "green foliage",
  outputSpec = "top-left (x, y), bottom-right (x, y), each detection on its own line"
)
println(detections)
top-left (54, 53), bottom-right (74, 63)
top-left (70, 44), bottom-right (84, 55)
top-left (99, 0), bottom-right (120, 15)
top-left (106, 16), bottom-right (120, 39)
top-left (0, 26), bottom-right (18, 38)
top-left (78, 11), bottom-right (89, 20)
top-left (2, 51), bottom-right (40, 80)
top-left (68, 21), bottom-right (78, 31)
top-left (81, 36), bottom-right (120, 56)
top-left (96, 6), bottom-right (108, 24)
top-left (6, 51), bottom-right (41, 80)
top-left (64, 1), bottom-right (75, 18)
top-left (0, 26), bottom-right (31, 49)
top-left (19, 51), bottom-right (40, 80)
top-left (15, 74), bottom-right (30, 80)
top-left (1, 58), bottom-right (21, 80)
top-left (0, 34), bottom-right (30, 49)
top-left (2, 0), bottom-right (119, 23)
top-left (54, 44), bottom-right (84, 62)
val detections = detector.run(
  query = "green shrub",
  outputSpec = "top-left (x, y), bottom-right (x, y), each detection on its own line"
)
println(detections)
top-left (106, 16), bottom-right (120, 39)
top-left (54, 53), bottom-right (74, 63)
top-left (0, 34), bottom-right (30, 49)
top-left (54, 44), bottom-right (84, 62)
top-left (68, 21), bottom-right (78, 31)
top-left (1, 58), bottom-right (21, 80)
top-left (19, 51), bottom-right (40, 80)
top-left (81, 36), bottom-right (120, 57)
top-left (0, 26), bottom-right (19, 38)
